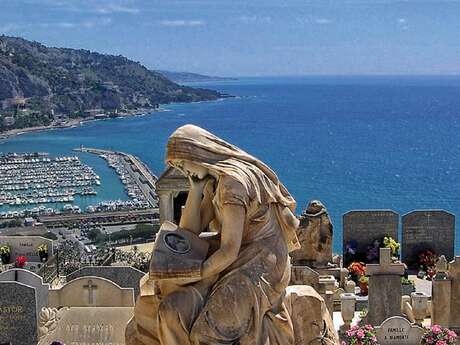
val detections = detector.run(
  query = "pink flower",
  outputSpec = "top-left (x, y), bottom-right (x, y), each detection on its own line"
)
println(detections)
top-left (435, 340), bottom-right (446, 345)
top-left (432, 325), bottom-right (442, 335)
top-left (447, 330), bottom-right (457, 338)
top-left (425, 336), bottom-right (434, 344)
top-left (356, 330), bottom-right (365, 338)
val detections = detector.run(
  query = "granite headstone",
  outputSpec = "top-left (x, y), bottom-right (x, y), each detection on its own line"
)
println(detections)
top-left (0, 281), bottom-right (37, 345)
top-left (0, 269), bottom-right (49, 319)
top-left (402, 210), bottom-right (455, 268)
top-left (343, 210), bottom-right (399, 265)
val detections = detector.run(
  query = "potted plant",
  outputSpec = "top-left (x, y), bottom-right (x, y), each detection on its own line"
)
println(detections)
top-left (15, 255), bottom-right (27, 268)
top-left (421, 325), bottom-right (457, 345)
top-left (341, 324), bottom-right (378, 345)
top-left (401, 277), bottom-right (416, 296)
top-left (348, 262), bottom-right (366, 284)
top-left (0, 244), bottom-right (11, 264)
top-left (37, 244), bottom-right (48, 262)
top-left (359, 276), bottom-right (369, 296)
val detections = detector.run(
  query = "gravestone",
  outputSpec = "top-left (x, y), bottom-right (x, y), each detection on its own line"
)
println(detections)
top-left (0, 236), bottom-right (53, 263)
top-left (38, 307), bottom-right (134, 345)
top-left (0, 269), bottom-right (49, 319)
top-left (367, 248), bottom-right (404, 325)
top-left (402, 210), bottom-right (455, 268)
top-left (290, 265), bottom-right (320, 290)
top-left (375, 316), bottom-right (424, 345)
top-left (343, 210), bottom-right (398, 265)
top-left (66, 266), bottom-right (144, 298)
top-left (48, 276), bottom-right (134, 307)
top-left (0, 281), bottom-right (37, 345)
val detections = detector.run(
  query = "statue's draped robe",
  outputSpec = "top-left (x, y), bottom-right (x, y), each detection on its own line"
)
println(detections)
top-left (131, 124), bottom-right (300, 345)
top-left (156, 176), bottom-right (295, 345)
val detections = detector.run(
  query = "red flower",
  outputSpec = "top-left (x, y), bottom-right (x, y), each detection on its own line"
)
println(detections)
top-left (15, 256), bottom-right (27, 268)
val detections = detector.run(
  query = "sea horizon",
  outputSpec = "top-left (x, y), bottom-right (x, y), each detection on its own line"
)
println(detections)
top-left (1, 75), bottom-right (459, 254)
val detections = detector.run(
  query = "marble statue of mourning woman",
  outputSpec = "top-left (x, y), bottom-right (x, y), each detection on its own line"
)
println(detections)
top-left (126, 124), bottom-right (301, 345)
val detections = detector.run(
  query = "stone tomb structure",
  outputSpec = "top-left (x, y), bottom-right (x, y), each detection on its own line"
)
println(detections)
top-left (48, 276), bottom-right (134, 307)
top-left (156, 166), bottom-right (189, 225)
top-left (342, 210), bottom-right (398, 265)
top-left (0, 235), bottom-right (53, 263)
top-left (0, 281), bottom-right (38, 345)
top-left (432, 256), bottom-right (460, 333)
top-left (366, 248), bottom-right (405, 325)
top-left (0, 268), bottom-right (49, 319)
top-left (402, 210), bottom-right (455, 268)
top-left (375, 316), bottom-right (424, 345)
top-left (66, 266), bottom-right (144, 299)
top-left (38, 307), bottom-right (134, 345)
top-left (291, 200), bottom-right (333, 267)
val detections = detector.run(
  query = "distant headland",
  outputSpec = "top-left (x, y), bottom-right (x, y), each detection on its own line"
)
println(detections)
top-left (156, 70), bottom-right (237, 83)
top-left (0, 35), bottom-right (229, 135)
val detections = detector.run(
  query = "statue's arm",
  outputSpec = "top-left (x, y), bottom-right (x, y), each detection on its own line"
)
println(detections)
top-left (200, 180), bottom-right (215, 231)
top-left (179, 177), bottom-right (211, 235)
top-left (201, 204), bottom-right (244, 279)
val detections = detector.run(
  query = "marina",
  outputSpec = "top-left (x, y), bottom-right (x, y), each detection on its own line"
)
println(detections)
top-left (0, 150), bottom-right (157, 219)
top-left (0, 153), bottom-right (100, 216)
top-left (74, 146), bottom-right (159, 210)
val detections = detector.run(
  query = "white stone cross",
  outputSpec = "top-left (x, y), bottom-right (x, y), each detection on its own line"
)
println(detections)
top-left (367, 248), bottom-right (405, 276)
top-left (83, 279), bottom-right (98, 305)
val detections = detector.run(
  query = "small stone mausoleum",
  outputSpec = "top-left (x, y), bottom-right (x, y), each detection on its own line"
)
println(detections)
top-left (155, 166), bottom-right (189, 225)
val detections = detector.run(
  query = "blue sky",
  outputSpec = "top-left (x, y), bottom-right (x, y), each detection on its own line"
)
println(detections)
top-left (1, 0), bottom-right (460, 76)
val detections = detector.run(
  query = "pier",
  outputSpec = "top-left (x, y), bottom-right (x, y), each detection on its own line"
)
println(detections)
top-left (74, 146), bottom-right (159, 208)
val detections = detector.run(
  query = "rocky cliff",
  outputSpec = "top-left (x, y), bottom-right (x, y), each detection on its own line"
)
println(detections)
top-left (0, 36), bottom-right (222, 130)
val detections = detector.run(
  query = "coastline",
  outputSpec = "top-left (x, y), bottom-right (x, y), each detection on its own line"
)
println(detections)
top-left (0, 107), bottom-right (160, 142)
top-left (0, 94), bottom-right (233, 143)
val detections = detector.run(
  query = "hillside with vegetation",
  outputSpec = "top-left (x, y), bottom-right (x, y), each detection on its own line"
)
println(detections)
top-left (0, 36), bottom-right (222, 132)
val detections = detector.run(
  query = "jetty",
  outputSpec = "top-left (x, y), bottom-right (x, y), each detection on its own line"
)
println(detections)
top-left (74, 146), bottom-right (158, 208)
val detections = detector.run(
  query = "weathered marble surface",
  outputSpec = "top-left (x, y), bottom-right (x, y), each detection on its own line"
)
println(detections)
top-left (38, 307), bottom-right (133, 345)
top-left (291, 200), bottom-right (333, 267)
top-left (375, 316), bottom-right (424, 345)
top-left (367, 248), bottom-right (404, 325)
top-left (285, 285), bottom-right (340, 345)
top-left (66, 266), bottom-right (144, 298)
top-left (49, 276), bottom-right (134, 307)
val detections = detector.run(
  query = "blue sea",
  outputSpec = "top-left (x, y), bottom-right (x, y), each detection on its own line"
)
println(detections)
top-left (1, 76), bottom-right (459, 254)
